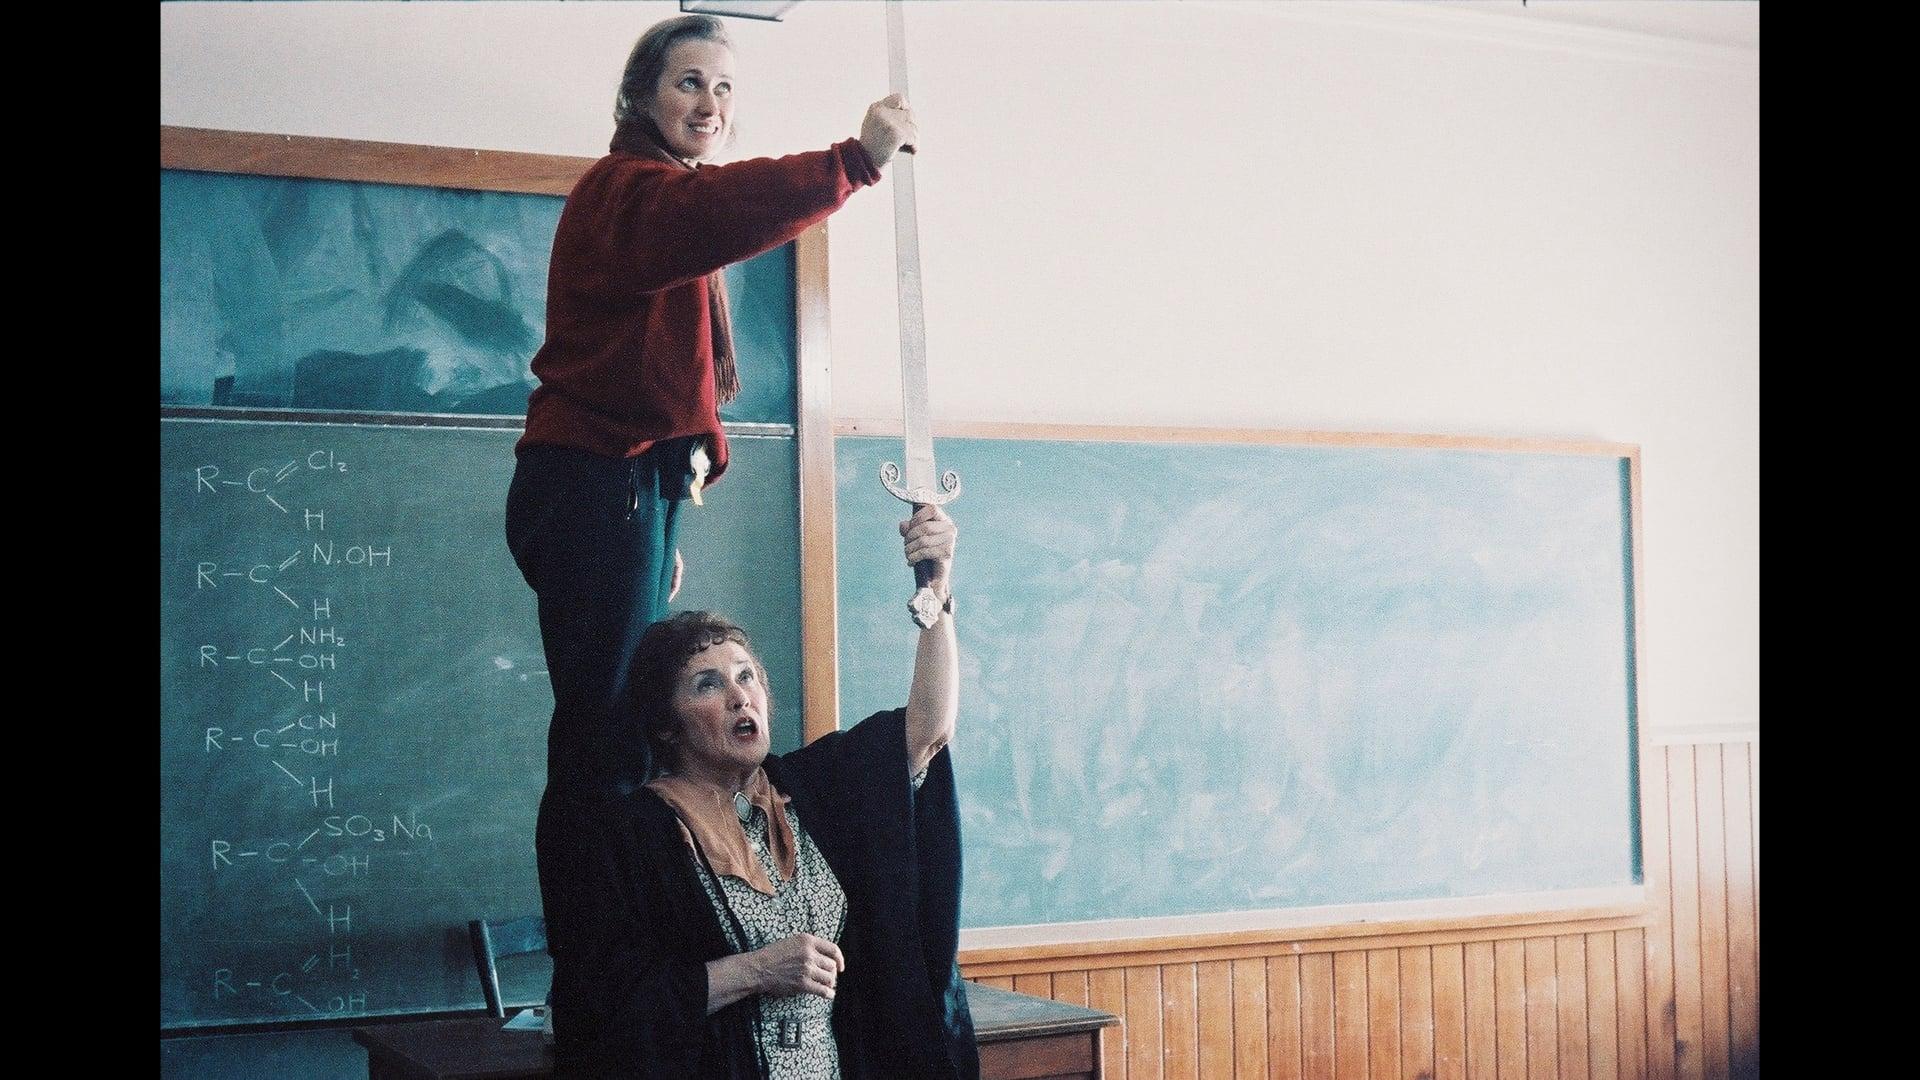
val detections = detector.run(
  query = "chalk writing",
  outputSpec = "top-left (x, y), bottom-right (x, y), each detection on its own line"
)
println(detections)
top-left (175, 445), bottom-right (432, 1021)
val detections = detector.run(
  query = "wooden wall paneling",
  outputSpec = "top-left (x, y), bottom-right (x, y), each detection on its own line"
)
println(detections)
top-left (1401, 947), bottom-right (1435, 1080)
top-left (941, 891), bottom-right (1753, 1079)
top-left (1233, 957), bottom-right (1270, 1079)
top-left (1197, 960), bottom-right (1233, 1079)
top-left (1747, 741), bottom-right (1758, 916)
top-left (1494, 939), bottom-right (1527, 1080)
top-left (1465, 942), bottom-right (1498, 1080)
top-left (1616, 928), bottom-right (1649, 1080)
top-left (960, 912), bottom-right (1648, 979)
top-left (1721, 745), bottom-right (1758, 1080)
top-left (1302, 953), bottom-right (1337, 1080)
top-left (1745, 739), bottom-right (1757, 1080)
top-left (1013, 973), bottom-right (1052, 999)
top-left (1334, 951), bottom-right (1370, 1080)
top-left (1433, 943), bottom-right (1469, 1080)
top-left (1269, 953), bottom-right (1305, 1080)
top-left (1691, 748), bottom-right (1731, 1080)
top-left (1090, 967), bottom-right (1129, 1080)
top-left (1638, 748), bottom-right (1677, 1080)
top-left (1367, 949), bottom-right (1400, 1080)
top-left (1555, 936), bottom-right (1589, 1080)
top-left (1126, 965), bottom-right (1164, 1080)
top-left (1524, 938), bottom-right (1558, 1080)
top-left (1584, 933), bottom-right (1619, 1080)
top-left (1665, 749), bottom-right (1704, 1080)
top-left (1054, 969), bottom-right (1091, 1007)
top-left (950, 919), bottom-right (1760, 1080)
top-left (1163, 962), bottom-right (1199, 1080)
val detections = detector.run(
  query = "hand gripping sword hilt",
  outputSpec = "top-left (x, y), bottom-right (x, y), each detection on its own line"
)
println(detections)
top-left (880, 463), bottom-right (961, 627)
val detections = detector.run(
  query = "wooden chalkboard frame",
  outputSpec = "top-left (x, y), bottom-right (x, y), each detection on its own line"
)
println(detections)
top-left (159, 126), bottom-right (838, 1032)
top-left (163, 125), bottom-right (592, 196)
top-left (828, 418), bottom-right (1657, 967)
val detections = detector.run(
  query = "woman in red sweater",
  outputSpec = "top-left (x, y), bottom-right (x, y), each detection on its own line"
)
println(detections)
top-left (506, 13), bottom-right (917, 796)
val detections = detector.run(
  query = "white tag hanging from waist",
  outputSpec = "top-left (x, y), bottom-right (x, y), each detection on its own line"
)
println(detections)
top-left (689, 440), bottom-right (711, 506)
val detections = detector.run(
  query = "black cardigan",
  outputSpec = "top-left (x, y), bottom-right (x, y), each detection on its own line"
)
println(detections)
top-left (537, 708), bottom-right (979, 1079)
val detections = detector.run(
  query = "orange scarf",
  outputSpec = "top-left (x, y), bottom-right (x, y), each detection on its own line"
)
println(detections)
top-left (646, 767), bottom-right (796, 896)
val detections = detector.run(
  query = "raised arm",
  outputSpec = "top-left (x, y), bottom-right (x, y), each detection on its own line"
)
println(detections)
top-left (900, 505), bottom-right (958, 775)
top-left (574, 140), bottom-right (879, 296)
top-left (570, 95), bottom-right (916, 297)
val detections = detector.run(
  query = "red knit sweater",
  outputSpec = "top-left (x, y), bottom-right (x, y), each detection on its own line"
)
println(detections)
top-left (517, 138), bottom-right (882, 485)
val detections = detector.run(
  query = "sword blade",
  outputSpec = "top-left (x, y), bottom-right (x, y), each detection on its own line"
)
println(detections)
top-left (886, 0), bottom-right (937, 497)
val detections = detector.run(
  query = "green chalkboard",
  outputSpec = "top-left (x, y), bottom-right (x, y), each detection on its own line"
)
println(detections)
top-left (160, 158), bottom-right (811, 1029)
top-left (834, 435), bottom-right (1641, 930)
top-left (159, 169), bottom-right (795, 424)
top-left (159, 419), bottom-right (803, 1029)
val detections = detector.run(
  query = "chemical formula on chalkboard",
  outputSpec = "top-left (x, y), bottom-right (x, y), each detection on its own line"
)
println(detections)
top-left (161, 418), bottom-right (699, 1027)
top-left (178, 445), bottom-right (418, 1022)
top-left (205, 809), bottom-right (435, 1016)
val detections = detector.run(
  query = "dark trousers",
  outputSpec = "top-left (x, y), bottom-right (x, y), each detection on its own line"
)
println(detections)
top-left (506, 442), bottom-right (688, 792)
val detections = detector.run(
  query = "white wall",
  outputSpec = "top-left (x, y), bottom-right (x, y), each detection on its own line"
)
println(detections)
top-left (161, 1), bottom-right (1758, 736)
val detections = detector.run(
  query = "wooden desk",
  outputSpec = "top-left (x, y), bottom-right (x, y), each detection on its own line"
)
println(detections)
top-left (966, 982), bottom-right (1117, 1080)
top-left (355, 983), bottom-right (1117, 1079)
top-left (355, 1017), bottom-right (547, 1080)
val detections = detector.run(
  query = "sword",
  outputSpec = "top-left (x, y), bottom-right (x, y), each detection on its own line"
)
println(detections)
top-left (878, 0), bottom-right (961, 629)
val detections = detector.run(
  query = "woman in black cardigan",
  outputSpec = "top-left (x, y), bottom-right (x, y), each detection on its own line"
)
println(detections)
top-left (537, 504), bottom-right (976, 1079)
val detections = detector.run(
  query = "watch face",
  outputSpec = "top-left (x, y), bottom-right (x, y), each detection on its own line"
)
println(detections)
top-left (909, 587), bottom-right (944, 628)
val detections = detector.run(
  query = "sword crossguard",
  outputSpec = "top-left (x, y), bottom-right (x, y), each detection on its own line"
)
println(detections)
top-left (879, 462), bottom-right (962, 507)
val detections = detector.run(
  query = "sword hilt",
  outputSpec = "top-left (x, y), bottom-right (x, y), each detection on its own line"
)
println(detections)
top-left (881, 463), bottom-right (961, 628)
top-left (879, 462), bottom-right (961, 507)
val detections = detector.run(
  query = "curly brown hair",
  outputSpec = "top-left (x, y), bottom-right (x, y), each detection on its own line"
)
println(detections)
top-left (627, 610), bottom-right (771, 774)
